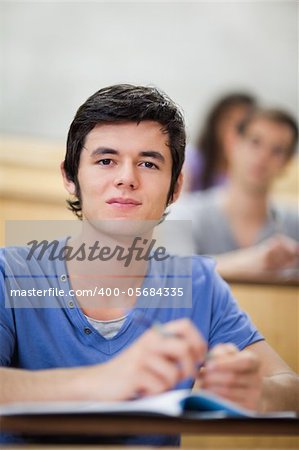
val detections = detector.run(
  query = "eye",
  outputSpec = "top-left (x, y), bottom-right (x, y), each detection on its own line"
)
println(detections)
top-left (97, 158), bottom-right (114, 166)
top-left (272, 147), bottom-right (286, 158)
top-left (249, 137), bottom-right (261, 147)
top-left (139, 161), bottom-right (159, 169)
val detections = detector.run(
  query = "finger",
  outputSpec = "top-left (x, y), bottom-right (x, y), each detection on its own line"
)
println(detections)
top-left (275, 249), bottom-right (298, 265)
top-left (266, 237), bottom-right (299, 269)
top-left (279, 236), bottom-right (299, 255)
top-left (135, 371), bottom-right (172, 397)
top-left (208, 343), bottom-right (239, 360)
top-left (201, 369), bottom-right (261, 390)
top-left (139, 326), bottom-right (199, 379)
top-left (203, 385), bottom-right (261, 410)
top-left (163, 318), bottom-right (207, 361)
top-left (206, 350), bottom-right (260, 374)
top-left (156, 337), bottom-right (199, 379)
top-left (142, 354), bottom-right (182, 388)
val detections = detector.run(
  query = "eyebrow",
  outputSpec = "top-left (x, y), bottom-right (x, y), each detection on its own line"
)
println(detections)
top-left (89, 148), bottom-right (118, 157)
top-left (89, 148), bottom-right (165, 163)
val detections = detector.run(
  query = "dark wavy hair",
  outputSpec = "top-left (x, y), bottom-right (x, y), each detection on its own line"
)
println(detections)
top-left (63, 84), bottom-right (186, 219)
top-left (196, 93), bottom-right (256, 189)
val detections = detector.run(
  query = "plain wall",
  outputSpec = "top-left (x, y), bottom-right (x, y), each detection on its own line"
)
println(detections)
top-left (0, 1), bottom-right (297, 143)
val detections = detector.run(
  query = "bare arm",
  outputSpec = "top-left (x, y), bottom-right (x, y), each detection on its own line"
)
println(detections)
top-left (0, 319), bottom-right (206, 404)
top-left (248, 340), bottom-right (299, 413)
top-left (0, 365), bottom-right (96, 403)
top-left (197, 340), bottom-right (299, 412)
top-left (215, 234), bottom-right (299, 281)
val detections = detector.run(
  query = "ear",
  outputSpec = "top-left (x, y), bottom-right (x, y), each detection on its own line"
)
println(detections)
top-left (60, 161), bottom-right (76, 195)
top-left (170, 172), bottom-right (184, 204)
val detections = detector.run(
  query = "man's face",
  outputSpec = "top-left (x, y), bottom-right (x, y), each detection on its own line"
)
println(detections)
top-left (230, 118), bottom-right (294, 193)
top-left (63, 121), bottom-right (181, 224)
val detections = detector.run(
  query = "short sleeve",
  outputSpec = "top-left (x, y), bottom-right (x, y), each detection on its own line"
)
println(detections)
top-left (0, 249), bottom-right (16, 366)
top-left (191, 256), bottom-right (263, 350)
top-left (209, 271), bottom-right (263, 349)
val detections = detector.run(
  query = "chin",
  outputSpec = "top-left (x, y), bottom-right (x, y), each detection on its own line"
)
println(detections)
top-left (247, 183), bottom-right (268, 194)
top-left (87, 218), bottom-right (158, 238)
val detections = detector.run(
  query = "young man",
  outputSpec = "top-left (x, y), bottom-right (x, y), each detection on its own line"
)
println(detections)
top-left (170, 108), bottom-right (299, 281)
top-left (0, 86), bottom-right (298, 446)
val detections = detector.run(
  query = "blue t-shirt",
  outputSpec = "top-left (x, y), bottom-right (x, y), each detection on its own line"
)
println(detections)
top-left (0, 242), bottom-right (263, 446)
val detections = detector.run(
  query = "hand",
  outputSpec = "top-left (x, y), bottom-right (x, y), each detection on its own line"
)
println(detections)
top-left (216, 234), bottom-right (299, 280)
top-left (199, 344), bottom-right (262, 411)
top-left (86, 318), bottom-right (207, 401)
top-left (256, 234), bottom-right (299, 272)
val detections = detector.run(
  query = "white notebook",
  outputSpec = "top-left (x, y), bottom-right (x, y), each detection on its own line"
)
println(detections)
top-left (0, 389), bottom-right (297, 419)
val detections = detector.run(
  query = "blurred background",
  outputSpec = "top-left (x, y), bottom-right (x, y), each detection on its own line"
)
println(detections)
top-left (0, 2), bottom-right (297, 139)
top-left (0, 2), bottom-right (297, 236)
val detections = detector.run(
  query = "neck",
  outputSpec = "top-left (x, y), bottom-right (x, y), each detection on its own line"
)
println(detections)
top-left (222, 179), bottom-right (269, 221)
top-left (68, 224), bottom-right (155, 278)
top-left (64, 222), bottom-right (158, 316)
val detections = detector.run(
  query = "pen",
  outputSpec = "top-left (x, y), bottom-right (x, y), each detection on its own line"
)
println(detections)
top-left (131, 310), bottom-right (213, 362)
top-left (130, 310), bottom-right (216, 371)
top-left (131, 310), bottom-right (178, 337)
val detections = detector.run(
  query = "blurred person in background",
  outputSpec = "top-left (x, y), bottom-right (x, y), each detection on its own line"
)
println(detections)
top-left (171, 107), bottom-right (299, 281)
top-left (184, 93), bottom-right (256, 192)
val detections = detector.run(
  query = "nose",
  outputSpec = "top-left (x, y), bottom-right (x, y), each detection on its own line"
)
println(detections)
top-left (256, 144), bottom-right (272, 166)
top-left (114, 162), bottom-right (139, 190)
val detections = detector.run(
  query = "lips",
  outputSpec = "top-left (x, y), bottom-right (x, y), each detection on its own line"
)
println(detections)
top-left (106, 197), bottom-right (142, 206)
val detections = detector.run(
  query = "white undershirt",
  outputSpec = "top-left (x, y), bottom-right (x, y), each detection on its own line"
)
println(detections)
top-left (84, 314), bottom-right (127, 339)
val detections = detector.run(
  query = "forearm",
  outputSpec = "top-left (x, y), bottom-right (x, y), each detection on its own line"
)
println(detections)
top-left (215, 249), bottom-right (256, 280)
top-left (259, 372), bottom-right (299, 413)
top-left (215, 235), bottom-right (299, 281)
top-left (0, 366), bottom-right (92, 404)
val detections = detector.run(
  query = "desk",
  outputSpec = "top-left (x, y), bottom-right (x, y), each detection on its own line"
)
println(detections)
top-left (0, 448), bottom-right (296, 450)
top-left (229, 282), bottom-right (299, 373)
top-left (1, 414), bottom-right (298, 450)
top-left (0, 413), bottom-right (298, 437)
